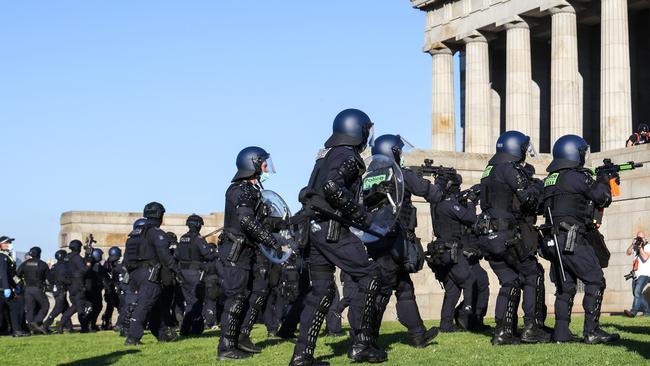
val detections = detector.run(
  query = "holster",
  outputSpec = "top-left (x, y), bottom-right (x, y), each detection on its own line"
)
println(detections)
top-left (585, 229), bottom-right (610, 268)
top-left (225, 232), bottom-right (246, 263)
top-left (326, 210), bottom-right (342, 243)
top-left (147, 264), bottom-right (162, 283)
top-left (559, 222), bottom-right (579, 254)
top-left (504, 233), bottom-right (528, 262)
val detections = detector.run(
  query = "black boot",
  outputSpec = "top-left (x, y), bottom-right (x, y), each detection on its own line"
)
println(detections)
top-left (412, 327), bottom-right (439, 348)
top-left (218, 298), bottom-right (253, 360)
top-left (348, 333), bottom-right (388, 363)
top-left (124, 337), bottom-right (142, 346)
top-left (289, 352), bottom-right (330, 366)
top-left (584, 328), bottom-right (620, 344)
top-left (238, 334), bottom-right (262, 353)
top-left (29, 322), bottom-right (47, 335)
top-left (217, 338), bottom-right (253, 361)
top-left (491, 320), bottom-right (520, 346)
top-left (521, 321), bottom-right (551, 344)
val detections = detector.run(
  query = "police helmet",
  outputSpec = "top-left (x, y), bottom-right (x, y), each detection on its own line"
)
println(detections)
top-left (232, 146), bottom-right (274, 182)
top-left (371, 134), bottom-right (414, 163)
top-left (143, 202), bottom-right (165, 220)
top-left (547, 134), bottom-right (590, 172)
top-left (108, 246), bottom-right (122, 261)
top-left (639, 123), bottom-right (649, 134)
top-left (324, 109), bottom-right (374, 150)
top-left (28, 246), bottom-right (42, 259)
top-left (91, 248), bottom-right (104, 263)
top-left (495, 131), bottom-right (535, 162)
top-left (445, 173), bottom-right (463, 194)
top-left (69, 239), bottom-right (83, 252)
top-left (55, 249), bottom-right (67, 262)
top-left (186, 214), bottom-right (204, 229)
top-left (133, 217), bottom-right (147, 229)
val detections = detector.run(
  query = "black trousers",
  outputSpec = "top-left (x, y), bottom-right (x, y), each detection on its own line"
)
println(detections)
top-left (24, 287), bottom-right (49, 324)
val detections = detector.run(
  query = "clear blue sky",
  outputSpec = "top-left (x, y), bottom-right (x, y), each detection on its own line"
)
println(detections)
top-left (0, 1), bottom-right (462, 259)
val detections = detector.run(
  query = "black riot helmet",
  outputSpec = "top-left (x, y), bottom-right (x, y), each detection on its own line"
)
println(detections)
top-left (108, 246), bottom-right (122, 261)
top-left (186, 214), bottom-right (204, 230)
top-left (324, 109), bottom-right (374, 151)
top-left (55, 249), bottom-right (67, 262)
top-left (133, 217), bottom-right (147, 229)
top-left (547, 134), bottom-right (590, 172)
top-left (494, 130), bottom-right (536, 163)
top-left (445, 173), bottom-right (463, 195)
top-left (28, 246), bottom-right (42, 259)
top-left (639, 123), bottom-right (649, 134)
top-left (91, 248), bottom-right (104, 263)
top-left (371, 134), bottom-right (415, 164)
top-left (143, 202), bottom-right (165, 220)
top-left (231, 146), bottom-right (275, 182)
top-left (69, 239), bottom-right (82, 252)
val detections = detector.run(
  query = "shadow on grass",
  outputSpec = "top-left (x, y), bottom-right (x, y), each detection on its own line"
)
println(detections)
top-left (58, 350), bottom-right (140, 366)
top-left (601, 322), bottom-right (650, 336)
top-left (615, 338), bottom-right (650, 359)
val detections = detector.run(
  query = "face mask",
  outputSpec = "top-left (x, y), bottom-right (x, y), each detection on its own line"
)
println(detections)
top-left (260, 172), bottom-right (271, 183)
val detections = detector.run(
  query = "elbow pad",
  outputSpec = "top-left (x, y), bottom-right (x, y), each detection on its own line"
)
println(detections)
top-left (323, 180), bottom-right (367, 224)
top-left (240, 215), bottom-right (279, 250)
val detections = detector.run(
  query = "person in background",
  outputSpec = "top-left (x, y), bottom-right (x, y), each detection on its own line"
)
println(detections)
top-left (624, 232), bottom-right (650, 317)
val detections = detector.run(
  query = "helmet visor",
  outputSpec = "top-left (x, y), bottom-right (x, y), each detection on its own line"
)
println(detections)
top-left (262, 156), bottom-right (276, 174)
top-left (526, 141), bottom-right (537, 158)
top-left (367, 125), bottom-right (375, 148)
top-left (398, 135), bottom-right (415, 153)
top-left (582, 145), bottom-right (592, 167)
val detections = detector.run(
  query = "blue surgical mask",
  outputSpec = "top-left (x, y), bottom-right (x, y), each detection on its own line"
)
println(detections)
top-left (260, 172), bottom-right (271, 183)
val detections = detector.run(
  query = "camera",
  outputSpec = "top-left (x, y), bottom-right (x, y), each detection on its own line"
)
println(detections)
top-left (624, 271), bottom-right (635, 281)
top-left (633, 237), bottom-right (645, 252)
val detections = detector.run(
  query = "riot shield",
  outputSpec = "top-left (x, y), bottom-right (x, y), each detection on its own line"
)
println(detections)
top-left (259, 189), bottom-right (295, 264)
top-left (351, 154), bottom-right (404, 243)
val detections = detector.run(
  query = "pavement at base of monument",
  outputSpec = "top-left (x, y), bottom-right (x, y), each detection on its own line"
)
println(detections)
top-left (2, 316), bottom-right (648, 365)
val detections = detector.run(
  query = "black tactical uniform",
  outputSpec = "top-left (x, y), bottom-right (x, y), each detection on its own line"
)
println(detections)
top-left (123, 202), bottom-right (181, 345)
top-left (291, 109), bottom-right (386, 366)
top-left (362, 133), bottom-right (444, 347)
top-left (202, 254), bottom-right (223, 329)
top-left (428, 175), bottom-right (477, 332)
top-left (101, 247), bottom-right (123, 330)
top-left (86, 249), bottom-right (107, 331)
top-left (147, 231), bottom-right (181, 342)
top-left (478, 131), bottom-right (549, 345)
top-left (17, 247), bottom-right (50, 334)
top-left (541, 134), bottom-right (620, 344)
top-left (44, 250), bottom-right (71, 332)
top-left (176, 214), bottom-right (218, 336)
top-left (0, 236), bottom-right (29, 337)
top-left (59, 240), bottom-right (92, 333)
top-left (217, 146), bottom-right (281, 360)
top-left (459, 222), bottom-right (490, 330)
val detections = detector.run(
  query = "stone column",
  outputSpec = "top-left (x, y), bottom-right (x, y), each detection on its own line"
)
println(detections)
top-left (505, 20), bottom-right (533, 137)
top-left (601, 0), bottom-right (632, 151)
top-left (429, 45), bottom-right (456, 151)
top-left (491, 89), bottom-right (501, 146)
top-left (550, 5), bottom-right (581, 145)
top-left (464, 33), bottom-right (492, 153)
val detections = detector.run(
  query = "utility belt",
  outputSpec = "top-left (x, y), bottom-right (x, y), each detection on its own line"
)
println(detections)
top-left (428, 240), bottom-right (461, 264)
top-left (179, 261), bottom-right (204, 271)
top-left (539, 222), bottom-right (585, 255)
top-left (125, 259), bottom-right (157, 272)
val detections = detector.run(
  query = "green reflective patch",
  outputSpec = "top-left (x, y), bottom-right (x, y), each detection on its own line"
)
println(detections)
top-left (363, 174), bottom-right (387, 190)
top-left (544, 173), bottom-right (559, 187)
top-left (481, 165), bottom-right (493, 179)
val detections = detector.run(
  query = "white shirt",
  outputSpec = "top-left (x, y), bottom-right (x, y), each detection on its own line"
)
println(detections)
top-left (635, 243), bottom-right (650, 278)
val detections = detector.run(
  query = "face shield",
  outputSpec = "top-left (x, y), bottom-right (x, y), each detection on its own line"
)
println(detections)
top-left (366, 124), bottom-right (375, 148)
top-left (260, 156), bottom-right (276, 183)
top-left (526, 141), bottom-right (537, 158)
top-left (396, 135), bottom-right (415, 167)
top-left (580, 145), bottom-right (591, 167)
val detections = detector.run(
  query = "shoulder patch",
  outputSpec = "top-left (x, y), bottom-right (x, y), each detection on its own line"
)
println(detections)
top-left (544, 173), bottom-right (559, 187)
top-left (481, 165), bottom-right (494, 179)
top-left (315, 148), bottom-right (331, 160)
top-left (180, 237), bottom-right (191, 243)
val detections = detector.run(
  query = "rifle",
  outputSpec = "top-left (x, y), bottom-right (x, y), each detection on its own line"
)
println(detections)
top-left (83, 234), bottom-right (96, 261)
top-left (411, 159), bottom-right (457, 178)
top-left (457, 185), bottom-right (481, 201)
top-left (593, 159), bottom-right (643, 197)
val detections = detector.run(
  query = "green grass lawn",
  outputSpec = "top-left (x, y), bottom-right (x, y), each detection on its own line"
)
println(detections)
top-left (2, 316), bottom-right (649, 365)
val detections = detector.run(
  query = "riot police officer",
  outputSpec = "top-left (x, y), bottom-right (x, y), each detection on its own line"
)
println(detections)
top-left (428, 174), bottom-right (477, 332)
top-left (118, 218), bottom-right (147, 337)
top-left (101, 246), bottom-right (123, 330)
top-left (44, 250), bottom-right (71, 332)
top-left (147, 231), bottom-right (182, 342)
top-left (202, 250), bottom-right (223, 330)
top-left (123, 202), bottom-right (182, 345)
top-left (217, 146), bottom-right (282, 360)
top-left (17, 246), bottom-right (50, 334)
top-left (290, 109), bottom-right (386, 365)
top-left (59, 239), bottom-right (92, 333)
top-left (86, 248), bottom-right (107, 331)
top-left (541, 135), bottom-right (620, 344)
top-left (0, 236), bottom-right (29, 337)
top-left (366, 134), bottom-right (444, 347)
top-left (176, 214), bottom-right (217, 336)
top-left (478, 131), bottom-right (549, 345)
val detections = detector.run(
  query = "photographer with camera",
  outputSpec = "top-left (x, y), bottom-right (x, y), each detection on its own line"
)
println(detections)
top-left (623, 232), bottom-right (650, 317)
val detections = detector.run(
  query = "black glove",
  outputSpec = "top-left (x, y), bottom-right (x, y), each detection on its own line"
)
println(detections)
top-left (435, 174), bottom-right (449, 189)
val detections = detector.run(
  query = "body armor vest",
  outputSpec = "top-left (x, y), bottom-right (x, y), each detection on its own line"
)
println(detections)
top-left (543, 170), bottom-right (594, 226)
top-left (177, 233), bottom-right (202, 264)
top-left (22, 259), bottom-right (43, 287)
top-left (480, 164), bottom-right (515, 214)
top-left (124, 226), bottom-right (155, 265)
top-left (433, 200), bottom-right (465, 242)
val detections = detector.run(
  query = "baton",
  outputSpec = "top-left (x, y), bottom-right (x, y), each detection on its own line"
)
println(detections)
top-left (308, 205), bottom-right (385, 239)
top-left (546, 207), bottom-right (567, 283)
top-left (202, 227), bottom-right (224, 239)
